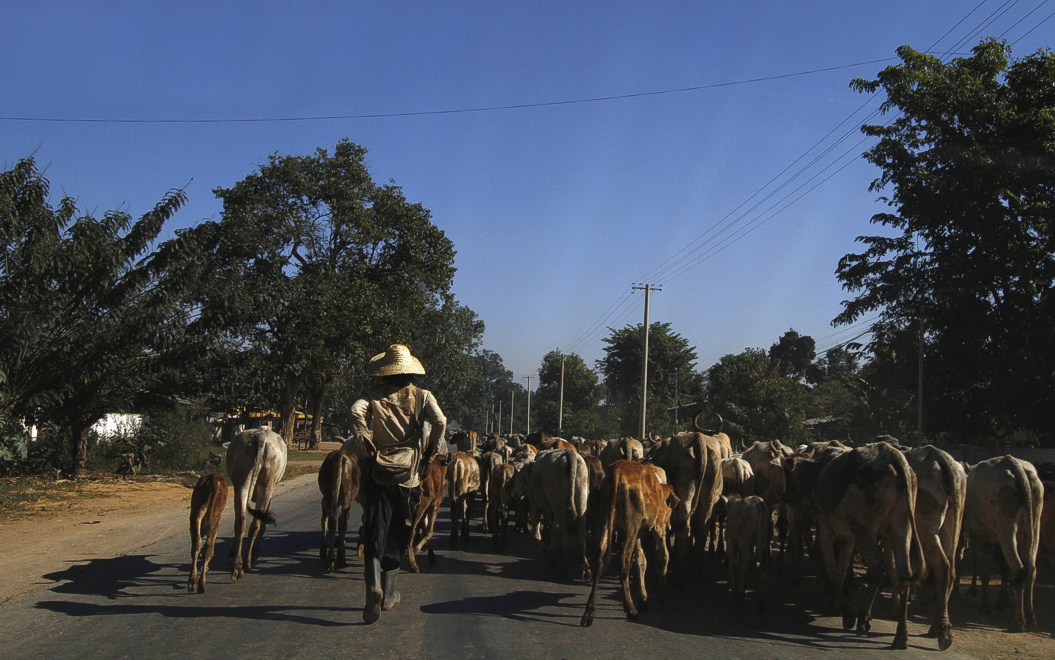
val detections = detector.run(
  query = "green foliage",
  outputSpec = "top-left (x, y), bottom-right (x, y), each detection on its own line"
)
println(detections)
top-left (186, 139), bottom-right (472, 440)
top-left (534, 350), bottom-right (606, 436)
top-left (838, 40), bottom-right (1055, 443)
top-left (769, 329), bottom-right (816, 380)
top-left (706, 348), bottom-right (810, 445)
top-left (597, 322), bottom-right (703, 438)
top-left (0, 157), bottom-right (196, 475)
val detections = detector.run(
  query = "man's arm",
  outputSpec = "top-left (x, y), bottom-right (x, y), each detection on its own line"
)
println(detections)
top-left (349, 398), bottom-right (376, 457)
top-left (420, 392), bottom-right (447, 468)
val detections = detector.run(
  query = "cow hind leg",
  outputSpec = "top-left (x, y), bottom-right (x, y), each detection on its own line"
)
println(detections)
top-left (188, 514), bottom-right (204, 593)
top-left (621, 524), bottom-right (643, 619)
top-left (199, 524), bottom-right (219, 593)
top-left (336, 507), bottom-right (350, 569)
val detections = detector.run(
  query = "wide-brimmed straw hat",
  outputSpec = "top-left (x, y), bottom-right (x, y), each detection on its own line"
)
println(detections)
top-left (369, 344), bottom-right (425, 377)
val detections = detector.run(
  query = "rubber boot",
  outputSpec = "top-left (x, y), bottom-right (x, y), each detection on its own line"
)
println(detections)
top-left (381, 569), bottom-right (401, 611)
top-left (363, 558), bottom-right (382, 624)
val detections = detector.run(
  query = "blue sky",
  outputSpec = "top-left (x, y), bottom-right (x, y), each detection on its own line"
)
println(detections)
top-left (3, 2), bottom-right (1053, 386)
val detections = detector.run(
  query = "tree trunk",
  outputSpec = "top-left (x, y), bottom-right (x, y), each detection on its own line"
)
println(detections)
top-left (72, 426), bottom-right (88, 479)
top-left (279, 376), bottom-right (301, 447)
top-left (309, 382), bottom-right (328, 448)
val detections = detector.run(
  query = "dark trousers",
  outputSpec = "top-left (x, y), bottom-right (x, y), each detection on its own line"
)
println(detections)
top-left (362, 476), bottom-right (418, 572)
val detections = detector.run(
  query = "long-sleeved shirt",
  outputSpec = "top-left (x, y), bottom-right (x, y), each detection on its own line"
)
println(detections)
top-left (349, 382), bottom-right (446, 488)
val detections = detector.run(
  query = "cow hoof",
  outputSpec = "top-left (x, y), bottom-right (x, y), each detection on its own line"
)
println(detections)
top-left (197, 581), bottom-right (206, 594)
top-left (856, 620), bottom-right (870, 634)
top-left (938, 629), bottom-right (953, 651)
top-left (891, 634), bottom-right (908, 650)
top-left (427, 552), bottom-right (437, 567)
top-left (581, 612), bottom-right (594, 627)
top-left (841, 611), bottom-right (856, 630)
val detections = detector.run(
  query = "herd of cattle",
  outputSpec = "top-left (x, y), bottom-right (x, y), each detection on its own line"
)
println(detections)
top-left (184, 424), bottom-right (1054, 651)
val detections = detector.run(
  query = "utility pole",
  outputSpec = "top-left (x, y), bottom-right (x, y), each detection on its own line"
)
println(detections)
top-left (632, 283), bottom-right (661, 441)
top-left (510, 390), bottom-right (515, 436)
top-left (558, 353), bottom-right (566, 433)
top-left (523, 375), bottom-right (532, 435)
top-left (497, 400), bottom-right (503, 438)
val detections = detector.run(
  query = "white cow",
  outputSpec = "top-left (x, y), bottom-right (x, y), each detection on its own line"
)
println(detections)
top-left (226, 428), bottom-right (288, 580)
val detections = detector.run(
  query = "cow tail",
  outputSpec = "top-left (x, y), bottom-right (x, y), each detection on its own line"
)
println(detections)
top-left (330, 455), bottom-right (345, 528)
top-left (246, 434), bottom-right (277, 526)
top-left (692, 434), bottom-right (707, 512)
top-left (1012, 461), bottom-right (1038, 586)
top-left (896, 452), bottom-right (925, 585)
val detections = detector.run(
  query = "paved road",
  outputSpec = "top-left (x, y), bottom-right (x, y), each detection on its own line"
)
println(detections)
top-left (1, 477), bottom-right (986, 659)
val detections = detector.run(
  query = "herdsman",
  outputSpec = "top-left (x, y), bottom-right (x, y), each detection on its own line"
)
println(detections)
top-left (350, 344), bottom-right (447, 624)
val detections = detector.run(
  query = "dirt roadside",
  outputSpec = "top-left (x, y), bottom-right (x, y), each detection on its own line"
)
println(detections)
top-left (0, 463), bottom-right (321, 606)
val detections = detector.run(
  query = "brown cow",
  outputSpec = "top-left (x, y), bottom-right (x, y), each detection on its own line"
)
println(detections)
top-left (477, 451), bottom-right (505, 533)
top-left (904, 444), bottom-right (966, 650)
top-left (317, 448), bottom-right (361, 573)
top-left (581, 460), bottom-right (679, 626)
top-left (726, 495), bottom-right (772, 612)
top-left (964, 455), bottom-right (1043, 632)
top-left (188, 473), bottom-right (228, 593)
top-left (784, 442), bottom-right (923, 649)
top-left (408, 455), bottom-right (449, 572)
top-left (577, 439), bottom-right (605, 458)
top-left (511, 443), bottom-right (538, 463)
top-left (488, 462), bottom-right (517, 551)
top-left (446, 452), bottom-right (480, 546)
top-left (450, 429), bottom-right (478, 454)
top-left (226, 428), bottom-right (288, 580)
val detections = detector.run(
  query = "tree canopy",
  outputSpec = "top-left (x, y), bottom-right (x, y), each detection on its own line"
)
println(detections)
top-left (0, 157), bottom-right (196, 475)
top-left (836, 40), bottom-right (1055, 443)
top-left (188, 139), bottom-right (468, 442)
top-left (534, 350), bottom-right (606, 437)
top-left (597, 322), bottom-right (702, 438)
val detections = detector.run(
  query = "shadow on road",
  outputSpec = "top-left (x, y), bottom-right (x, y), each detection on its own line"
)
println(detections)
top-left (34, 599), bottom-right (356, 627)
top-left (421, 589), bottom-right (583, 627)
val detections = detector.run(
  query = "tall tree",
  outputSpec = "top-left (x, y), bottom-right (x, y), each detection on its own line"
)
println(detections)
top-left (0, 157), bottom-right (196, 475)
top-left (534, 350), bottom-right (605, 436)
top-left (191, 140), bottom-right (459, 443)
top-left (597, 322), bottom-right (701, 438)
top-left (768, 329), bottom-right (816, 380)
top-left (706, 348), bottom-right (809, 445)
top-left (836, 41), bottom-right (1055, 442)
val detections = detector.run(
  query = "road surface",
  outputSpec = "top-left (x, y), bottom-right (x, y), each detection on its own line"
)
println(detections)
top-left (0, 474), bottom-right (1046, 658)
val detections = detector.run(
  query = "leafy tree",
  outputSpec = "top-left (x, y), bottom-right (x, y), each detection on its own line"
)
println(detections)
top-left (534, 350), bottom-right (605, 437)
top-left (836, 41), bottom-right (1055, 443)
top-left (706, 348), bottom-right (810, 445)
top-left (769, 329), bottom-right (816, 380)
top-left (189, 140), bottom-right (459, 443)
top-left (0, 157), bottom-right (195, 476)
top-left (597, 322), bottom-right (702, 438)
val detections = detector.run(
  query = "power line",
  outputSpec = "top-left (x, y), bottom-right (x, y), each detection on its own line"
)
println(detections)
top-left (0, 59), bottom-right (898, 125)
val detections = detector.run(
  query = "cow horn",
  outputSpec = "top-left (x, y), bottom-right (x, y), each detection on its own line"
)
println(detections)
top-left (693, 410), bottom-right (723, 434)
